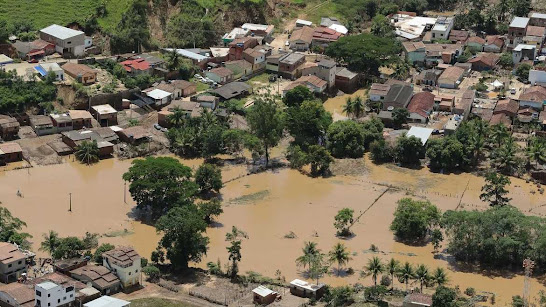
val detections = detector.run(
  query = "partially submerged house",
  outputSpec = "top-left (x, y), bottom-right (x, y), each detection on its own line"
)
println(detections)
top-left (117, 126), bottom-right (152, 145)
top-left (0, 115), bottom-right (20, 140)
top-left (284, 75), bottom-right (327, 94)
top-left (68, 110), bottom-right (93, 129)
top-left (335, 68), bottom-right (359, 93)
top-left (0, 242), bottom-right (27, 283)
top-left (0, 143), bottom-right (23, 165)
top-left (30, 115), bottom-right (55, 136)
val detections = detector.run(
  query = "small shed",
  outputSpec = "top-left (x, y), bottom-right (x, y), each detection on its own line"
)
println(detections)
top-left (252, 286), bottom-right (278, 305)
top-left (289, 279), bottom-right (325, 299)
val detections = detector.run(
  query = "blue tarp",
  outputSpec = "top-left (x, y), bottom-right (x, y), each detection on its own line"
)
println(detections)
top-left (34, 65), bottom-right (47, 77)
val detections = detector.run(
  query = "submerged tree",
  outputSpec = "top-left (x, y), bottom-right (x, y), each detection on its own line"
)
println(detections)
top-left (308, 253), bottom-right (330, 285)
top-left (415, 264), bottom-right (431, 292)
top-left (328, 242), bottom-right (352, 275)
top-left (227, 240), bottom-right (242, 279)
top-left (363, 256), bottom-right (384, 286)
top-left (296, 241), bottom-right (320, 270)
top-left (334, 208), bottom-right (355, 237)
top-left (387, 258), bottom-right (400, 290)
top-left (246, 96), bottom-right (284, 167)
top-left (480, 171), bottom-right (511, 207)
top-left (397, 262), bottom-right (415, 292)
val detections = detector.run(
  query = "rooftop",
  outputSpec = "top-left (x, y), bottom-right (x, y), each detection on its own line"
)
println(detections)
top-left (68, 110), bottom-right (93, 120)
top-left (91, 104), bottom-right (117, 115)
top-left (526, 25), bottom-right (546, 37)
top-left (213, 82), bottom-right (252, 100)
top-left (369, 83), bottom-right (391, 96)
top-left (407, 91), bottom-right (435, 118)
top-left (406, 126), bottom-right (434, 145)
top-left (146, 89), bottom-right (172, 100)
top-left (84, 296), bottom-right (130, 307)
top-left (253, 286), bottom-right (277, 297)
top-left (439, 66), bottom-right (465, 83)
top-left (290, 279), bottom-right (324, 292)
top-left (103, 246), bottom-right (140, 268)
top-left (531, 12), bottom-right (546, 19)
top-left (40, 24), bottom-right (84, 40)
top-left (0, 242), bottom-right (26, 263)
top-left (37, 281), bottom-right (58, 290)
top-left (290, 26), bottom-right (314, 44)
top-left (209, 67), bottom-right (233, 78)
top-left (279, 52), bottom-right (305, 65)
top-left (509, 16), bottom-right (530, 28)
top-left (165, 48), bottom-right (209, 62)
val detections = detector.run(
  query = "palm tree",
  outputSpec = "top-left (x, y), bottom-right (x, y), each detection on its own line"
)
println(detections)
top-left (75, 140), bottom-right (100, 165)
top-left (471, 120), bottom-right (489, 164)
top-left (362, 256), bottom-right (384, 286)
top-left (493, 136), bottom-right (520, 174)
top-left (328, 242), bottom-right (351, 275)
top-left (168, 107), bottom-right (186, 128)
top-left (352, 96), bottom-right (365, 118)
top-left (489, 124), bottom-right (509, 148)
top-left (387, 258), bottom-right (400, 290)
top-left (432, 267), bottom-right (448, 287)
top-left (296, 241), bottom-right (319, 270)
top-left (397, 262), bottom-right (415, 292)
top-left (39, 230), bottom-right (60, 255)
top-left (343, 97), bottom-right (354, 118)
top-left (527, 139), bottom-right (546, 168)
top-left (415, 264), bottom-right (430, 292)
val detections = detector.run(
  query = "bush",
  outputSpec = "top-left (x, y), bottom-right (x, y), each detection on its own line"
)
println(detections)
top-left (142, 265), bottom-right (161, 282)
top-left (390, 198), bottom-right (441, 241)
top-left (93, 243), bottom-right (115, 263)
top-left (370, 139), bottom-right (394, 163)
top-left (364, 285), bottom-right (388, 301)
top-left (141, 257), bottom-right (148, 267)
top-left (465, 287), bottom-right (476, 296)
top-left (380, 275), bottom-right (391, 287)
top-left (323, 286), bottom-right (354, 306)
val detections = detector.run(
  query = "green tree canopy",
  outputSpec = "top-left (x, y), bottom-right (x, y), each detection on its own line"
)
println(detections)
top-left (334, 208), bottom-right (355, 237)
top-left (433, 286), bottom-right (457, 307)
top-left (395, 135), bottom-right (425, 165)
top-left (426, 137), bottom-right (465, 171)
top-left (123, 157), bottom-right (198, 219)
top-left (286, 100), bottom-right (332, 148)
top-left (480, 171), bottom-right (511, 207)
top-left (390, 198), bottom-right (441, 241)
top-left (155, 205), bottom-right (209, 270)
top-left (327, 120), bottom-right (366, 158)
top-left (246, 96), bottom-right (284, 167)
top-left (325, 33), bottom-right (401, 77)
top-left (194, 163), bottom-right (223, 194)
top-left (283, 86), bottom-right (315, 108)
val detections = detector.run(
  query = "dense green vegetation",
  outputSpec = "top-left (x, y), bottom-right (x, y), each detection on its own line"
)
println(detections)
top-left (40, 231), bottom-right (99, 259)
top-left (0, 70), bottom-right (57, 113)
top-left (0, 206), bottom-right (31, 249)
top-left (390, 198), bottom-right (441, 241)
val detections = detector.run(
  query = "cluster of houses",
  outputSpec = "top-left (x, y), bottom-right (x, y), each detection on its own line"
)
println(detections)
top-left (0, 242), bottom-right (136, 307)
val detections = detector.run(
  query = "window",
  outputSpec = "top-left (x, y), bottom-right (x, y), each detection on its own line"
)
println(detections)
top-left (36, 299), bottom-right (40, 306)
top-left (63, 296), bottom-right (66, 300)
top-left (8, 264), bottom-right (12, 268)
top-left (57, 299), bottom-right (60, 303)
top-left (18, 261), bottom-right (22, 265)
top-left (36, 290), bottom-right (42, 297)
top-left (48, 304), bottom-right (50, 307)
top-left (135, 269), bottom-right (138, 273)
top-left (70, 294), bottom-right (73, 298)
top-left (48, 294), bottom-right (50, 297)
top-left (129, 272), bottom-right (132, 276)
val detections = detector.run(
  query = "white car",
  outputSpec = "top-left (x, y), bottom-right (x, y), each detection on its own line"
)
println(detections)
top-left (285, 40), bottom-right (290, 46)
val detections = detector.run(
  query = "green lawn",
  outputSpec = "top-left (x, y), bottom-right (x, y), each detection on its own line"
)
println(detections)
top-left (130, 298), bottom-right (197, 307)
top-left (191, 78), bottom-right (211, 92)
top-left (0, 0), bottom-right (130, 33)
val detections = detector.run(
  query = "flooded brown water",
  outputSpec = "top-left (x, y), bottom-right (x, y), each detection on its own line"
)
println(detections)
top-left (323, 89), bottom-right (367, 121)
top-left (1, 155), bottom-right (545, 305)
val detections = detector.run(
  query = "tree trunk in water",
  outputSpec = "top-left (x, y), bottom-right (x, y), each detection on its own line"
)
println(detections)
top-left (265, 145), bottom-right (269, 168)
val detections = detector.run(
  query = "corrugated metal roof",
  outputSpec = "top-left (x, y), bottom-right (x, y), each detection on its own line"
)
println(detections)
top-left (509, 17), bottom-right (530, 28)
top-left (406, 126), bottom-right (434, 145)
top-left (40, 24), bottom-right (84, 40)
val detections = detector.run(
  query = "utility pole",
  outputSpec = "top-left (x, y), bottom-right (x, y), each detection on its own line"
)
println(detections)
top-left (124, 182), bottom-right (127, 204)
top-left (68, 193), bottom-right (72, 212)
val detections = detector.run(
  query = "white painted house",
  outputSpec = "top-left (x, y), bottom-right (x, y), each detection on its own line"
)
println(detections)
top-left (145, 89), bottom-right (172, 107)
top-left (35, 281), bottom-right (75, 307)
top-left (39, 24), bottom-right (86, 57)
top-left (431, 16), bottom-right (454, 41)
top-left (529, 69), bottom-right (546, 85)
top-left (103, 247), bottom-right (141, 289)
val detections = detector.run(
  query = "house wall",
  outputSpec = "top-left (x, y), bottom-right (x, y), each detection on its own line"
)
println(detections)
top-left (33, 125), bottom-right (56, 136)
top-left (530, 70), bottom-right (546, 85)
top-left (318, 66), bottom-right (336, 88)
top-left (289, 40), bottom-right (310, 51)
top-left (0, 292), bottom-right (21, 307)
top-left (335, 76), bottom-right (358, 93)
top-left (519, 99), bottom-right (544, 110)
top-left (407, 51), bottom-right (426, 65)
top-left (0, 258), bottom-right (26, 283)
top-left (103, 258), bottom-right (141, 289)
top-left (35, 283), bottom-right (75, 307)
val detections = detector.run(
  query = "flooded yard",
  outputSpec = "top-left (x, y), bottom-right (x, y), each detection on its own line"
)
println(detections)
top-left (1, 154), bottom-right (545, 305)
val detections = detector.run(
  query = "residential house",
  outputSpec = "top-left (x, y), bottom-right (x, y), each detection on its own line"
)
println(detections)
top-left (228, 37), bottom-right (258, 61)
top-left (369, 83), bottom-right (391, 102)
top-left (472, 107), bottom-right (494, 122)
top-left (39, 24), bottom-right (85, 57)
top-left (392, 14), bottom-right (437, 41)
top-left (12, 39), bottom-right (55, 60)
top-left (484, 35), bottom-right (505, 52)
top-left (513, 44), bottom-right (537, 63)
top-left (30, 115), bottom-right (55, 136)
top-left (53, 258), bottom-right (88, 275)
top-left (34, 281), bottom-right (75, 307)
top-left (158, 101), bottom-right (201, 126)
top-left (206, 67), bottom-right (234, 84)
top-left (0, 115), bottom-right (20, 140)
top-left (530, 69), bottom-right (546, 85)
top-left (449, 30), bottom-right (470, 43)
top-left (69, 265), bottom-right (121, 295)
top-left (242, 48), bottom-right (266, 72)
top-left (454, 89), bottom-right (475, 118)
top-left (91, 127), bottom-right (119, 144)
top-left (117, 126), bottom-right (152, 145)
top-left (407, 91), bottom-right (435, 123)
top-left (0, 143), bottom-right (23, 165)
top-left (144, 89), bottom-right (172, 107)
top-left (165, 49), bottom-right (209, 69)
top-left (120, 59), bottom-right (151, 75)
top-left (382, 83), bottom-right (413, 110)
top-left (36, 63), bottom-right (64, 81)
top-left (295, 19), bottom-right (313, 28)
top-left (284, 75), bottom-right (327, 95)
top-left (222, 27), bottom-right (248, 45)
top-left (468, 53), bottom-right (500, 71)
top-left (530, 12), bottom-right (546, 27)
top-left (518, 86), bottom-right (546, 109)
top-left (0, 242), bottom-right (27, 283)
top-left (102, 247), bottom-right (141, 289)
top-left (265, 54), bottom-right (281, 73)
top-left (62, 63), bottom-right (97, 85)
top-left (431, 16), bottom-right (454, 41)
top-left (171, 80), bottom-right (197, 97)
top-left (335, 68), bottom-right (359, 93)
top-left (289, 279), bottom-right (325, 299)
top-left (225, 60), bottom-right (253, 79)
top-left (289, 26), bottom-right (314, 51)
top-left (91, 104), bottom-right (117, 126)
top-left (466, 36), bottom-right (486, 52)
top-left (50, 113), bottom-right (73, 132)
top-left (195, 95), bottom-right (219, 109)
top-left (61, 130), bottom-right (113, 157)
top-left (436, 94), bottom-right (455, 112)
top-left (252, 286), bottom-right (277, 305)
top-left (518, 107), bottom-right (540, 122)
top-left (278, 52), bottom-right (306, 80)
top-left (299, 62), bottom-right (319, 76)
top-left (317, 59), bottom-right (336, 89)
top-left (403, 293), bottom-right (432, 307)
top-left (312, 27), bottom-right (343, 49)
top-left (68, 110), bottom-right (92, 130)
top-left (490, 113), bottom-right (513, 128)
top-left (213, 82), bottom-right (252, 100)
top-left (241, 23), bottom-right (275, 40)
top-left (494, 98), bottom-right (519, 119)
top-left (209, 47), bottom-right (230, 63)
top-left (83, 296), bottom-right (130, 307)
top-left (507, 17), bottom-right (530, 50)
top-left (414, 69), bottom-right (442, 86)
top-left (321, 17), bottom-right (341, 27)
top-left (131, 54), bottom-right (165, 70)
top-left (402, 41), bottom-right (426, 65)
top-left (523, 25), bottom-right (546, 51)
top-left (438, 66), bottom-right (465, 89)
top-left (424, 44), bottom-right (462, 66)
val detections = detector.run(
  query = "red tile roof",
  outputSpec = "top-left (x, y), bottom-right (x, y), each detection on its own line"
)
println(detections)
top-left (407, 91), bottom-right (435, 118)
top-left (526, 25), bottom-right (546, 37)
top-left (468, 53), bottom-right (500, 68)
top-left (485, 35), bottom-right (504, 48)
top-left (467, 36), bottom-right (486, 45)
top-left (494, 99), bottom-right (519, 115)
top-left (519, 86), bottom-right (546, 102)
top-left (120, 58), bottom-right (150, 72)
top-left (490, 113), bottom-right (512, 126)
top-left (313, 27), bottom-right (343, 42)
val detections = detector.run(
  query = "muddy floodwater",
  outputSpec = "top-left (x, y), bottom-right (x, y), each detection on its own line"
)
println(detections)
top-left (1, 155), bottom-right (545, 305)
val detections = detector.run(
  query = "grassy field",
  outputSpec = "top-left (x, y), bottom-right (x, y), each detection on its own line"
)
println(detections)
top-left (0, 0), bottom-right (131, 33)
top-left (130, 298), bottom-right (197, 307)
